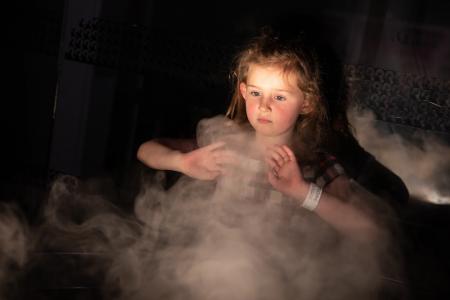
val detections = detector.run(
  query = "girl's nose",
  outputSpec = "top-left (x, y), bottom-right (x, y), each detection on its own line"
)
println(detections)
top-left (258, 96), bottom-right (271, 112)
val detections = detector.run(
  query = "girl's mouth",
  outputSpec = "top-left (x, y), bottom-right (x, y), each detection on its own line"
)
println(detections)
top-left (257, 118), bottom-right (272, 124)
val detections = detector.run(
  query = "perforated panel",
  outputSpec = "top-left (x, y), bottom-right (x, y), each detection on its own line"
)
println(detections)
top-left (61, 18), bottom-right (450, 133)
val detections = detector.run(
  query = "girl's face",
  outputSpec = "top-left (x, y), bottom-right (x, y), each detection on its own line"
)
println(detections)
top-left (240, 64), bottom-right (309, 145)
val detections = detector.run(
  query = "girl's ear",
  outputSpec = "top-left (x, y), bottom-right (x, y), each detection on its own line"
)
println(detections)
top-left (299, 99), bottom-right (313, 115)
top-left (239, 82), bottom-right (247, 100)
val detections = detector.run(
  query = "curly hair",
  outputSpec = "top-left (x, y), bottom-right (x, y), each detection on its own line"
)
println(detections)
top-left (226, 27), bottom-right (347, 161)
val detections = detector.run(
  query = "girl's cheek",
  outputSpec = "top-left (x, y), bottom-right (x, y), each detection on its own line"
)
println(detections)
top-left (279, 107), bottom-right (298, 124)
top-left (246, 103), bottom-right (255, 116)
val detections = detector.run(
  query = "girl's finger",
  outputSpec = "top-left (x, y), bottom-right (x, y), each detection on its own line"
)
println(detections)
top-left (206, 141), bottom-right (226, 151)
top-left (273, 167), bottom-right (280, 178)
top-left (266, 148), bottom-right (284, 167)
top-left (267, 169), bottom-right (279, 183)
top-left (265, 157), bottom-right (280, 171)
top-left (273, 145), bottom-right (290, 162)
top-left (207, 160), bottom-right (222, 172)
top-left (282, 145), bottom-right (297, 162)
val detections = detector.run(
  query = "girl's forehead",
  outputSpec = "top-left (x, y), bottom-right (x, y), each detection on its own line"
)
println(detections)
top-left (246, 63), bottom-right (300, 87)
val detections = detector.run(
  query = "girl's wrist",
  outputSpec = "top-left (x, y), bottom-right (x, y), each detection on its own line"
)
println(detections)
top-left (290, 182), bottom-right (310, 203)
top-left (301, 183), bottom-right (323, 211)
top-left (171, 150), bottom-right (185, 173)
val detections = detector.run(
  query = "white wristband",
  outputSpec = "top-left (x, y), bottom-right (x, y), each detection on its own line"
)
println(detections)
top-left (302, 183), bottom-right (323, 211)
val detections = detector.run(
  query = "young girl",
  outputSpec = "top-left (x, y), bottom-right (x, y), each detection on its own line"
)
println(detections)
top-left (137, 29), bottom-right (392, 244)
top-left (135, 28), bottom-right (409, 300)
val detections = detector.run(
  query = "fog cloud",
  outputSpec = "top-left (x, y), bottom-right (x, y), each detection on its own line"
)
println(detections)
top-left (349, 108), bottom-right (450, 204)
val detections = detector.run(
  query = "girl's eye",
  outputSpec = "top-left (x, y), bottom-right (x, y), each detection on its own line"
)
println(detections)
top-left (275, 95), bottom-right (286, 101)
top-left (250, 91), bottom-right (261, 97)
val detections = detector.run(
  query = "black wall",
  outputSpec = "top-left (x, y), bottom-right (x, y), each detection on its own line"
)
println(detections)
top-left (5, 0), bottom-right (450, 181)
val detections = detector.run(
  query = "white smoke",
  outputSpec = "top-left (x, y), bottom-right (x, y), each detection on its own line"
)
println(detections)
top-left (103, 115), bottom-right (400, 300)
top-left (0, 203), bottom-right (29, 300)
top-left (348, 107), bottom-right (450, 204)
top-left (1, 115), bottom-right (404, 299)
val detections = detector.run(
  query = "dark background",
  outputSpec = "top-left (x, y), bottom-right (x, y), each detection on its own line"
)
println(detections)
top-left (2, 0), bottom-right (450, 299)
top-left (4, 0), bottom-right (449, 182)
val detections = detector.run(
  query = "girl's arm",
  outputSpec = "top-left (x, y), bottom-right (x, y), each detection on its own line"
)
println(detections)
top-left (137, 138), bottom-right (196, 172)
top-left (312, 175), bottom-right (385, 243)
top-left (137, 138), bottom-right (228, 180)
top-left (266, 145), bottom-right (389, 243)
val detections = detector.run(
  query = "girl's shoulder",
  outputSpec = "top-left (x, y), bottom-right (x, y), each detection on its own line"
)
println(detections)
top-left (301, 152), bottom-right (346, 188)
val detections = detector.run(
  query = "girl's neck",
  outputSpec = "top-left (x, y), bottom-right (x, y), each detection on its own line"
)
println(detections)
top-left (254, 132), bottom-right (294, 150)
top-left (241, 132), bottom-right (303, 162)
top-left (240, 129), bottom-right (298, 160)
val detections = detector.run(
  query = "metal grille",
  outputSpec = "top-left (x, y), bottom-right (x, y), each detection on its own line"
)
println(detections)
top-left (346, 64), bottom-right (450, 132)
top-left (60, 17), bottom-right (450, 133)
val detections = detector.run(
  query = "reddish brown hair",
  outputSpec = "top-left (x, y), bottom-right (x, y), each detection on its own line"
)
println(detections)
top-left (226, 28), bottom-right (335, 160)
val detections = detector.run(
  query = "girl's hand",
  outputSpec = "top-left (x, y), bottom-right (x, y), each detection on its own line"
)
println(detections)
top-left (265, 145), bottom-right (309, 199)
top-left (179, 141), bottom-right (233, 180)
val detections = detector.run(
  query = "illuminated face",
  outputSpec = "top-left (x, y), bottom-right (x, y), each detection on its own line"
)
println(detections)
top-left (240, 64), bottom-right (309, 145)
